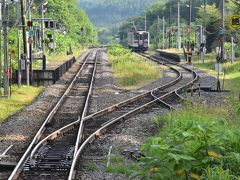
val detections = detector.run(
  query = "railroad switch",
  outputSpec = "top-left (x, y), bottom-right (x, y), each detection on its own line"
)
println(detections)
top-left (23, 145), bottom-right (75, 171)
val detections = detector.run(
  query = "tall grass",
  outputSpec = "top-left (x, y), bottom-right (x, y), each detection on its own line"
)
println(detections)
top-left (0, 85), bottom-right (44, 122)
top-left (108, 45), bottom-right (161, 88)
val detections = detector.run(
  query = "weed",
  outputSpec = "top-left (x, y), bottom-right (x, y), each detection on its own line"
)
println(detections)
top-left (106, 155), bottom-right (129, 175)
top-left (204, 166), bottom-right (236, 180)
top-left (83, 160), bottom-right (96, 171)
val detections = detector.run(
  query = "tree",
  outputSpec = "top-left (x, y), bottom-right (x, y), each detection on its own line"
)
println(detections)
top-left (195, 4), bottom-right (220, 51)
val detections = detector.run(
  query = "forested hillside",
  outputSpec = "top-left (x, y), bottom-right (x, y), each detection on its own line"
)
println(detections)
top-left (78, 0), bottom-right (157, 27)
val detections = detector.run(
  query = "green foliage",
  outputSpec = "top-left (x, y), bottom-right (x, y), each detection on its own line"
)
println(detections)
top-left (108, 44), bottom-right (131, 57)
top-left (38, 0), bottom-right (98, 52)
top-left (196, 4), bottom-right (221, 51)
top-left (110, 102), bottom-right (240, 179)
top-left (108, 45), bottom-right (161, 88)
top-left (106, 155), bottom-right (129, 174)
top-left (204, 166), bottom-right (236, 180)
top-left (236, 103), bottom-right (240, 116)
top-left (0, 0), bottom-right (98, 83)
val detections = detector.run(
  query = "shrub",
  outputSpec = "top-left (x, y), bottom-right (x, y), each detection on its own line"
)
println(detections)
top-left (108, 103), bottom-right (240, 179)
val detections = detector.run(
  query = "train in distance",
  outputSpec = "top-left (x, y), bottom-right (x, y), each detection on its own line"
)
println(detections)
top-left (128, 30), bottom-right (150, 52)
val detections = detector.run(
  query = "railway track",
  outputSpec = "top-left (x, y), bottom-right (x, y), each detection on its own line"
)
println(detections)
top-left (8, 49), bottom-right (100, 180)
top-left (68, 52), bottom-right (199, 179)
top-left (8, 50), bottom-right (199, 180)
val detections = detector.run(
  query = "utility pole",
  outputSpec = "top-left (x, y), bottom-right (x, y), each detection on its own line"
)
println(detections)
top-left (41, 1), bottom-right (45, 55)
top-left (217, 0), bottom-right (225, 91)
top-left (162, 16), bottom-right (165, 49)
top-left (202, 0), bottom-right (206, 63)
top-left (221, 0), bottom-right (225, 62)
top-left (0, 2), bottom-right (2, 94)
top-left (145, 13), bottom-right (147, 31)
top-left (188, 0), bottom-right (192, 52)
top-left (20, 0), bottom-right (29, 86)
top-left (18, 28), bottom-right (21, 86)
top-left (16, 1), bottom-right (21, 86)
top-left (177, 0), bottom-right (181, 50)
top-left (168, 7), bottom-right (171, 49)
top-left (157, 16), bottom-right (160, 49)
top-left (3, 0), bottom-right (9, 96)
top-left (28, 0), bottom-right (33, 84)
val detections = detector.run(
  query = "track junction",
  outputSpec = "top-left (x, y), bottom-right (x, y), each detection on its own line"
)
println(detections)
top-left (2, 48), bottom-right (203, 180)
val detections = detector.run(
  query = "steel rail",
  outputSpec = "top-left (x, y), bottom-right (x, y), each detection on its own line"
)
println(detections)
top-left (26, 50), bottom-right (182, 180)
top-left (150, 90), bottom-right (175, 110)
top-left (8, 50), bottom-right (93, 180)
top-left (67, 89), bottom-right (186, 180)
top-left (29, 121), bottom-right (79, 167)
top-left (25, 49), bottom-right (99, 173)
top-left (81, 63), bottom-right (181, 123)
top-left (150, 53), bottom-right (200, 93)
top-left (68, 53), bottom-right (199, 180)
top-left (74, 50), bottom-right (99, 157)
top-left (27, 49), bottom-right (100, 167)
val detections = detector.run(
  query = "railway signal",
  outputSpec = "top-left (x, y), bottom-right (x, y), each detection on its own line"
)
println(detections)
top-left (41, 1), bottom-right (48, 55)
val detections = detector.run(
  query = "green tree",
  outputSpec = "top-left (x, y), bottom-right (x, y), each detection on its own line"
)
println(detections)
top-left (196, 4), bottom-right (221, 52)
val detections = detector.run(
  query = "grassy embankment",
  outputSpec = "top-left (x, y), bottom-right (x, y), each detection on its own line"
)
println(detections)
top-left (0, 85), bottom-right (44, 122)
top-left (108, 45), bottom-right (161, 89)
top-left (108, 48), bottom-right (240, 179)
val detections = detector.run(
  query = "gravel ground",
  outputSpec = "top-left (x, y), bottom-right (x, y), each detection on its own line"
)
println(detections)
top-left (0, 49), bottom-right (236, 180)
